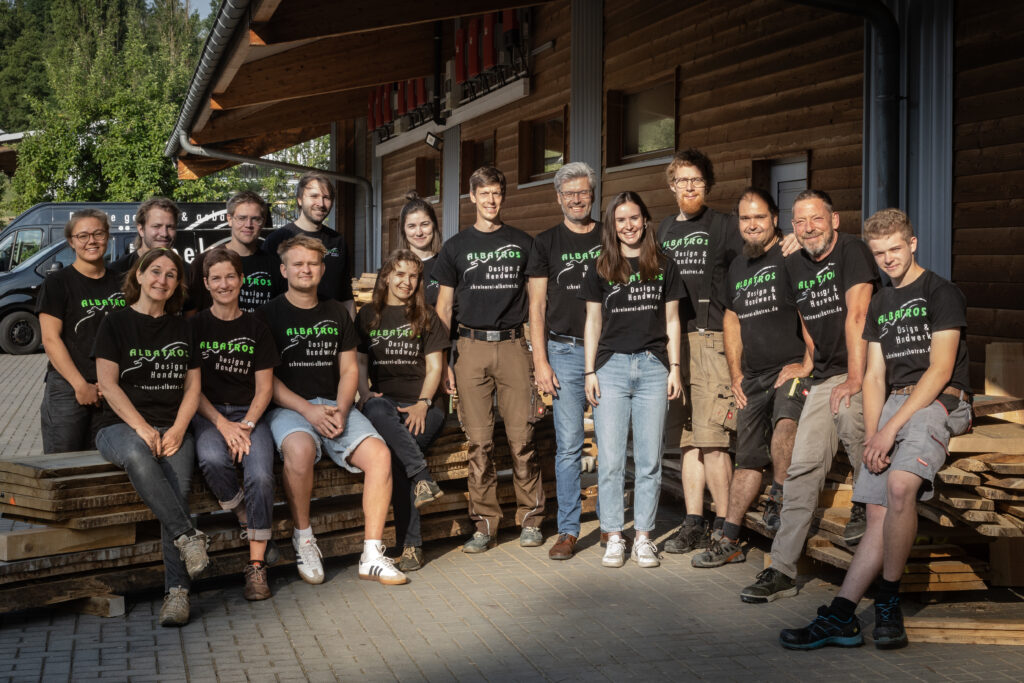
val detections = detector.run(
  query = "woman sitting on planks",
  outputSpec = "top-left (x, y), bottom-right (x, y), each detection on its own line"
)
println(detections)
top-left (37, 209), bottom-right (124, 453)
top-left (356, 249), bottom-right (450, 571)
top-left (93, 247), bottom-right (208, 627)
top-left (189, 247), bottom-right (279, 602)
top-left (582, 191), bottom-right (686, 570)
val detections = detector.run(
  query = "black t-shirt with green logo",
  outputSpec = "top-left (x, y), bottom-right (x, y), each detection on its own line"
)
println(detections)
top-left (863, 269), bottom-right (971, 392)
top-left (187, 248), bottom-right (284, 313)
top-left (263, 222), bottom-right (354, 304)
top-left (432, 224), bottom-right (533, 330)
top-left (190, 309), bottom-right (279, 405)
top-left (657, 206), bottom-right (742, 333)
top-left (579, 255), bottom-right (687, 371)
top-left (785, 232), bottom-right (880, 382)
top-left (256, 295), bottom-right (358, 400)
top-left (355, 305), bottom-right (450, 403)
top-left (725, 242), bottom-right (805, 378)
top-left (421, 254), bottom-right (440, 308)
top-left (526, 221), bottom-right (602, 339)
top-left (37, 267), bottom-right (126, 383)
top-left (92, 308), bottom-right (198, 429)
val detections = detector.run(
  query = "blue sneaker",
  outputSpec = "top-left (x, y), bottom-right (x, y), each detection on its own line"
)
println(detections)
top-left (872, 595), bottom-right (909, 650)
top-left (779, 605), bottom-right (864, 650)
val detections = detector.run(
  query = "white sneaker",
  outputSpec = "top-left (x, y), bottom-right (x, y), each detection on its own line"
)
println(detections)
top-left (358, 545), bottom-right (408, 585)
top-left (292, 534), bottom-right (325, 584)
top-left (602, 536), bottom-right (627, 567)
top-left (631, 537), bottom-right (661, 568)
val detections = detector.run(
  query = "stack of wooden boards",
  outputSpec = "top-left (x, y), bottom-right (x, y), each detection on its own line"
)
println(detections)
top-left (0, 414), bottom-right (583, 615)
top-left (352, 272), bottom-right (376, 307)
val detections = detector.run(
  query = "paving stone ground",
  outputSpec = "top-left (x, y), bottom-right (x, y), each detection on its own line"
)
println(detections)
top-left (2, 351), bottom-right (1024, 682)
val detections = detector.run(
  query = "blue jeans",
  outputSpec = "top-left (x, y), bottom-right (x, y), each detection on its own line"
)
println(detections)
top-left (547, 339), bottom-right (589, 536)
top-left (193, 405), bottom-right (276, 540)
top-left (96, 423), bottom-right (195, 591)
top-left (593, 352), bottom-right (668, 534)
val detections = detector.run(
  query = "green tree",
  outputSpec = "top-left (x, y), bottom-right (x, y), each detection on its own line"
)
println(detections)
top-left (0, 0), bottom-right (52, 132)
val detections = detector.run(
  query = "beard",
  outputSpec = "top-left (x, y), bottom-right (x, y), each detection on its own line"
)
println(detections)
top-left (800, 227), bottom-right (836, 259)
top-left (743, 231), bottom-right (780, 259)
top-left (677, 195), bottom-right (705, 217)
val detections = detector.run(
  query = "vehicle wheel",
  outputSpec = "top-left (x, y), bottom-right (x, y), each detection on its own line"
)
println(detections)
top-left (0, 311), bottom-right (42, 354)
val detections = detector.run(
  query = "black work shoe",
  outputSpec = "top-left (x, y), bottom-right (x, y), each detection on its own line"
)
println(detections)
top-left (692, 531), bottom-right (745, 568)
top-left (664, 518), bottom-right (708, 554)
top-left (762, 494), bottom-right (782, 533)
top-left (779, 605), bottom-right (864, 650)
top-left (844, 502), bottom-right (867, 545)
top-left (740, 567), bottom-right (798, 604)
top-left (872, 596), bottom-right (909, 650)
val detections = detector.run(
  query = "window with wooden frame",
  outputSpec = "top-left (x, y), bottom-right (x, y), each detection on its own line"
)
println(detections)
top-left (518, 107), bottom-right (566, 184)
top-left (607, 75), bottom-right (677, 166)
top-left (415, 155), bottom-right (441, 200)
top-left (460, 133), bottom-right (496, 195)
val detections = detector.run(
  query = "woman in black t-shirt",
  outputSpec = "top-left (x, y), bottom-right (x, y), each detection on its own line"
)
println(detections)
top-left (190, 247), bottom-right (279, 602)
top-left (397, 192), bottom-right (443, 307)
top-left (581, 192), bottom-right (685, 570)
top-left (37, 209), bottom-right (123, 453)
top-left (93, 248), bottom-right (207, 627)
top-left (357, 249), bottom-right (450, 572)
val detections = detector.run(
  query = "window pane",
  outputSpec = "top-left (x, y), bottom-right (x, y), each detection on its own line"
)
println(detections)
top-left (624, 81), bottom-right (675, 156)
top-left (12, 229), bottom-right (43, 268)
top-left (531, 117), bottom-right (564, 176)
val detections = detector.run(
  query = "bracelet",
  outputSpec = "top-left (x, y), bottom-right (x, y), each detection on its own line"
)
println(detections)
top-left (584, 371), bottom-right (596, 376)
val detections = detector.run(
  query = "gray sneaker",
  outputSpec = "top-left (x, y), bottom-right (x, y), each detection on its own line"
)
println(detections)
top-left (159, 587), bottom-right (190, 627)
top-left (462, 531), bottom-right (496, 553)
top-left (173, 530), bottom-right (210, 579)
top-left (844, 503), bottom-right (867, 545)
top-left (519, 526), bottom-right (543, 547)
top-left (691, 530), bottom-right (745, 568)
top-left (413, 479), bottom-right (444, 509)
top-left (396, 546), bottom-right (424, 572)
top-left (740, 567), bottom-right (798, 604)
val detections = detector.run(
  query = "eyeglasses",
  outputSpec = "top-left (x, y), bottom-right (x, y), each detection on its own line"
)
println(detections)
top-left (71, 230), bottom-right (109, 243)
top-left (559, 190), bottom-right (593, 200)
top-left (671, 177), bottom-right (706, 189)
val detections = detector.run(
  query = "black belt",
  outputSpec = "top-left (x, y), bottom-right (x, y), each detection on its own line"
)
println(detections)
top-left (890, 385), bottom-right (970, 401)
top-left (549, 331), bottom-right (584, 345)
top-left (458, 325), bottom-right (523, 342)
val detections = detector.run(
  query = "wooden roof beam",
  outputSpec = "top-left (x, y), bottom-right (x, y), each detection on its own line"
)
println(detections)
top-left (176, 124), bottom-right (331, 180)
top-left (210, 23), bottom-right (435, 111)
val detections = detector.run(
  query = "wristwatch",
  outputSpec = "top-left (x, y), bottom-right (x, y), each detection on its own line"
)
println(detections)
top-left (242, 420), bottom-right (256, 429)
top-left (418, 397), bottom-right (432, 407)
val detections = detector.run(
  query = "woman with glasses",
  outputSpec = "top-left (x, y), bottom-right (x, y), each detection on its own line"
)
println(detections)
top-left (582, 191), bottom-right (686, 569)
top-left (397, 192), bottom-right (444, 307)
top-left (37, 209), bottom-right (124, 453)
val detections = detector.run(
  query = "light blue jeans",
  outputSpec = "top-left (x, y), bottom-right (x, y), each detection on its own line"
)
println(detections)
top-left (548, 339), bottom-right (589, 537)
top-left (593, 351), bottom-right (668, 534)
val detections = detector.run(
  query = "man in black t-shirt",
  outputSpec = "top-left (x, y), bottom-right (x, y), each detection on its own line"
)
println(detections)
top-left (187, 191), bottom-right (282, 313)
top-left (258, 236), bottom-right (406, 587)
top-left (526, 162), bottom-right (601, 561)
top-left (660, 148), bottom-right (745, 555)
top-left (741, 189), bottom-right (879, 605)
top-left (780, 209), bottom-right (971, 651)
top-left (434, 166), bottom-right (544, 553)
top-left (110, 197), bottom-right (180, 275)
top-left (692, 189), bottom-right (812, 568)
top-left (263, 172), bottom-right (355, 319)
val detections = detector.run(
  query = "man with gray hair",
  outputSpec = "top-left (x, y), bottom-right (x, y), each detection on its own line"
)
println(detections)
top-left (527, 162), bottom-right (602, 560)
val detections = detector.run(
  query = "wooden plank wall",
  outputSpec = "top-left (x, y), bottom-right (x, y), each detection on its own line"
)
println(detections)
top-left (380, 146), bottom-right (442, 258)
top-left (602, 0), bottom-right (864, 230)
top-left (953, 0), bottom-right (1024, 390)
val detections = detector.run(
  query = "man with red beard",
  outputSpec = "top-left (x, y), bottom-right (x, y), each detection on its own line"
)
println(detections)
top-left (659, 148), bottom-right (744, 555)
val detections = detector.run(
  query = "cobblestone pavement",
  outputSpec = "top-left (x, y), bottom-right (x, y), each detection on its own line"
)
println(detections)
top-left (0, 352), bottom-right (44, 458)
top-left (2, 351), bottom-right (1024, 682)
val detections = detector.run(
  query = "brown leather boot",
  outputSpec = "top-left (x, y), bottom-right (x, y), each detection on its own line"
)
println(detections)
top-left (548, 533), bottom-right (578, 560)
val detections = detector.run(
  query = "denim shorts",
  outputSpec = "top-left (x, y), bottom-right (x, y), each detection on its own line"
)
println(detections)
top-left (266, 397), bottom-right (382, 473)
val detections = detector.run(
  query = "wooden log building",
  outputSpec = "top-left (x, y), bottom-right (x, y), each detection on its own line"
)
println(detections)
top-left (166, 0), bottom-right (1024, 389)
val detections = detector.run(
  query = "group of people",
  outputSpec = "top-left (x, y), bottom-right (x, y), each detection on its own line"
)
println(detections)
top-left (37, 150), bottom-right (972, 651)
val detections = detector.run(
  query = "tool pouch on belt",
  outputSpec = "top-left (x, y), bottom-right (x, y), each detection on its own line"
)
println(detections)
top-left (710, 392), bottom-right (738, 431)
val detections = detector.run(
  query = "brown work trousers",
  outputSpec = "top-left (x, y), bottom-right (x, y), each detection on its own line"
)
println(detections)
top-left (454, 335), bottom-right (544, 535)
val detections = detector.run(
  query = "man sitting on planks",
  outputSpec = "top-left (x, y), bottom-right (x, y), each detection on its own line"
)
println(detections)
top-left (779, 208), bottom-right (972, 650)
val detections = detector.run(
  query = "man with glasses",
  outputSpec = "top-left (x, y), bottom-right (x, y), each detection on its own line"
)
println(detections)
top-left (659, 148), bottom-right (744, 555)
top-left (527, 162), bottom-right (601, 561)
top-left (187, 191), bottom-right (282, 313)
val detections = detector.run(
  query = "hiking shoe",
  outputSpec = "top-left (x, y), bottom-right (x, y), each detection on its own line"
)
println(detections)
top-left (462, 531), bottom-right (496, 553)
top-left (520, 526), bottom-right (543, 547)
top-left (292, 534), bottom-right (325, 584)
top-left (243, 561), bottom-right (271, 601)
top-left (602, 535), bottom-right (627, 568)
top-left (396, 546), bottom-right (424, 572)
top-left (872, 595), bottom-right (908, 650)
top-left (779, 605), bottom-right (864, 650)
top-left (159, 587), bottom-right (190, 627)
top-left (740, 567), bottom-right (798, 604)
top-left (173, 530), bottom-right (210, 579)
top-left (664, 518), bottom-right (708, 554)
top-left (359, 547), bottom-right (408, 585)
top-left (692, 530), bottom-right (745, 568)
top-left (762, 494), bottom-right (782, 533)
top-left (413, 479), bottom-right (444, 509)
top-left (844, 502), bottom-right (867, 545)
top-left (631, 537), bottom-right (661, 568)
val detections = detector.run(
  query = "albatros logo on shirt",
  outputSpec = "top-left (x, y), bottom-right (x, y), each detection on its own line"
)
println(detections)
top-left (282, 320), bottom-right (338, 353)
top-left (556, 246), bottom-right (602, 283)
top-left (369, 323), bottom-right (415, 347)
top-left (74, 292), bottom-right (127, 332)
top-left (244, 271), bottom-right (273, 287)
top-left (734, 266), bottom-right (778, 292)
top-left (662, 232), bottom-right (708, 250)
top-left (877, 297), bottom-right (928, 337)
top-left (795, 262), bottom-right (837, 301)
top-left (464, 244), bottom-right (523, 273)
top-left (121, 340), bottom-right (190, 377)
top-left (199, 337), bottom-right (256, 358)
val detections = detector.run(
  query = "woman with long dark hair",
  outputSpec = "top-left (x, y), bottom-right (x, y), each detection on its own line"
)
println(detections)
top-left (397, 192), bottom-right (443, 307)
top-left (93, 248), bottom-right (207, 626)
top-left (356, 249), bottom-right (450, 571)
top-left (581, 192), bottom-right (686, 569)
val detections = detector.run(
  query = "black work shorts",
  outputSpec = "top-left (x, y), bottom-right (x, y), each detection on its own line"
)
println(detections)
top-left (734, 371), bottom-right (808, 470)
